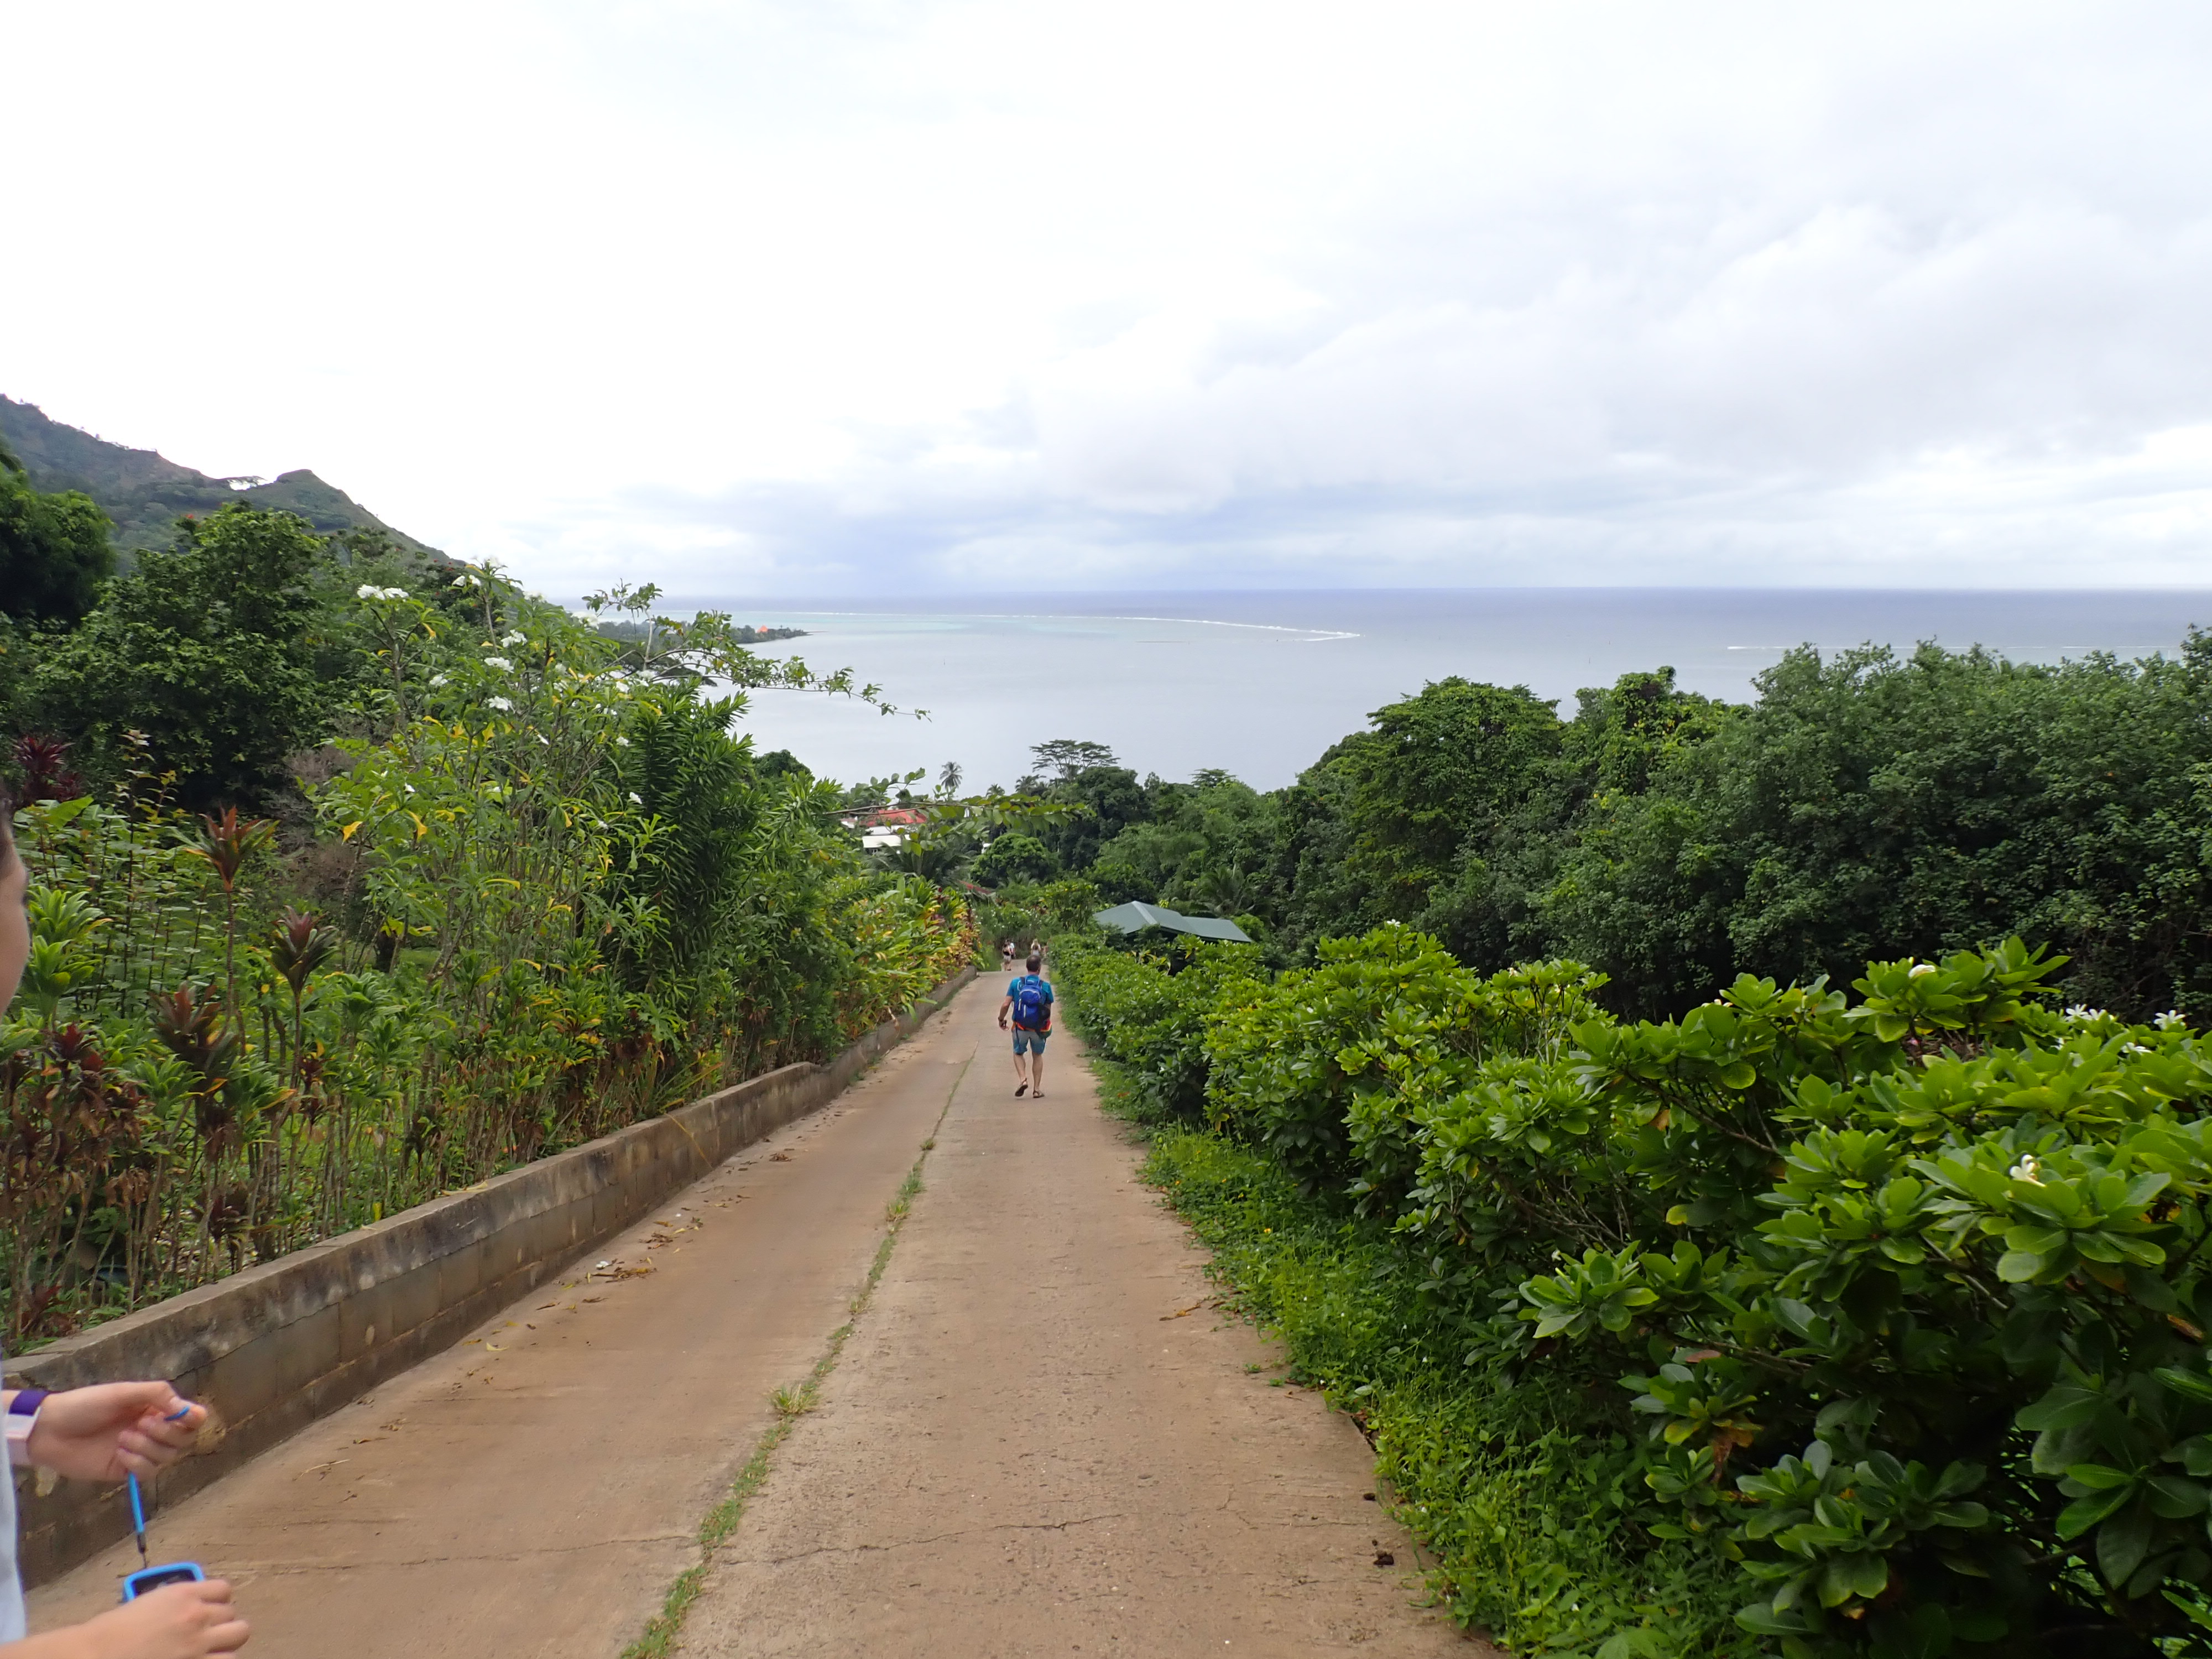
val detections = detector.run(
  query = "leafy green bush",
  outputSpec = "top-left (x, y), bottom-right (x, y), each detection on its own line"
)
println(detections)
top-left (1053, 934), bottom-right (1266, 1121)
top-left (1135, 1114), bottom-right (1750, 1658)
top-left (971, 831), bottom-right (1057, 888)
top-left (974, 877), bottom-right (1103, 954)
top-left (1110, 919), bottom-right (2212, 1654)
top-left (1206, 926), bottom-right (1605, 1203)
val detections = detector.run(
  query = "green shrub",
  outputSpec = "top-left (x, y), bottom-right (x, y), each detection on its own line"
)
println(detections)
top-left (972, 831), bottom-right (1057, 888)
top-left (1055, 934), bottom-right (1266, 1121)
top-left (1139, 1118), bottom-right (1750, 1657)
top-left (1117, 919), bottom-right (2212, 1654)
top-left (1205, 926), bottom-right (1604, 1204)
top-left (975, 877), bottom-right (1103, 954)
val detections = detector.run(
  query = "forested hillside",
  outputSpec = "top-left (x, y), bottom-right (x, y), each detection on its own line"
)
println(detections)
top-left (0, 394), bottom-right (446, 562)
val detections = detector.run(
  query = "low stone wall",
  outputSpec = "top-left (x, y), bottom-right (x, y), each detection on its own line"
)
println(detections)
top-left (7, 966), bottom-right (976, 1587)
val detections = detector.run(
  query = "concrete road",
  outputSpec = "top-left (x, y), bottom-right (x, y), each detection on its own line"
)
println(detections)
top-left (675, 988), bottom-right (1479, 1657)
top-left (28, 993), bottom-right (978, 1656)
top-left (32, 977), bottom-right (1479, 1656)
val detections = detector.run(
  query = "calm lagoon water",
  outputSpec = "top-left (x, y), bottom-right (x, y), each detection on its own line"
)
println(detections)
top-left (674, 589), bottom-right (2205, 792)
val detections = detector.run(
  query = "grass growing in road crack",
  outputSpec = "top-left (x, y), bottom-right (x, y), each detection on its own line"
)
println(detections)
top-left (619, 1050), bottom-right (973, 1659)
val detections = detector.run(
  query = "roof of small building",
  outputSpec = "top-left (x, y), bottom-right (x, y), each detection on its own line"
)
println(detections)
top-left (1092, 901), bottom-right (1254, 944)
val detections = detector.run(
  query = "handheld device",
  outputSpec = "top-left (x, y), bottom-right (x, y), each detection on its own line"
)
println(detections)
top-left (119, 1471), bottom-right (206, 1603)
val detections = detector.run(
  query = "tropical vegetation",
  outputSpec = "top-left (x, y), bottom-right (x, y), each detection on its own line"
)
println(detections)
top-left (976, 634), bottom-right (2212, 1027)
top-left (974, 627), bottom-right (2212, 1657)
top-left (1, 494), bottom-right (974, 1344)
top-left (1055, 924), bottom-right (2212, 1657)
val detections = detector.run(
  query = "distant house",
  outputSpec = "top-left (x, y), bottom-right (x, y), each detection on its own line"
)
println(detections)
top-left (842, 805), bottom-right (928, 851)
top-left (1092, 901), bottom-right (1253, 944)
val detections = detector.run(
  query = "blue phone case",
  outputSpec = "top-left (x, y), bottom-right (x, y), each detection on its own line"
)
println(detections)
top-left (121, 1562), bottom-right (205, 1601)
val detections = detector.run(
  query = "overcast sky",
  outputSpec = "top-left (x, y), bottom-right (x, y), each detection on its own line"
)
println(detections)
top-left (7, 2), bottom-right (2211, 592)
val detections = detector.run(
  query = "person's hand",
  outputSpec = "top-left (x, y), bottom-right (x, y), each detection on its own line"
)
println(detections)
top-left (75, 1579), bottom-right (248, 1658)
top-left (23, 1383), bottom-right (205, 1483)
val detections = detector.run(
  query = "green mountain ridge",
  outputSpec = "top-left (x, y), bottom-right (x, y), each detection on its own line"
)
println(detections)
top-left (0, 395), bottom-right (448, 564)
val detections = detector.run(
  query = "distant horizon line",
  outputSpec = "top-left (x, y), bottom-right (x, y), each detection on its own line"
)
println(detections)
top-left (617, 582), bottom-right (2212, 603)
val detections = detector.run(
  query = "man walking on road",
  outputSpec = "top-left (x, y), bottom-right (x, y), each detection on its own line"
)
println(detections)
top-left (999, 952), bottom-right (1055, 1098)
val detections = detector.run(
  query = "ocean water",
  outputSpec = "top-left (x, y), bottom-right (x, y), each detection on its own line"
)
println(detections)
top-left (678, 589), bottom-right (2206, 792)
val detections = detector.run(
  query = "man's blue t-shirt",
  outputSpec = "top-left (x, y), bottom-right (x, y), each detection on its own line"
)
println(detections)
top-left (1008, 974), bottom-right (1055, 1031)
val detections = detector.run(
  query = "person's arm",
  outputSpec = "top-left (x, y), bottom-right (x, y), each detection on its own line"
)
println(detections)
top-left (14, 1384), bottom-right (206, 1482)
top-left (0, 1385), bottom-right (247, 1655)
top-left (1, 1580), bottom-right (250, 1657)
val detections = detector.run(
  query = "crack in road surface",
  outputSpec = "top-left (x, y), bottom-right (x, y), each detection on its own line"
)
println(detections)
top-left (745, 1513), bottom-right (1129, 1566)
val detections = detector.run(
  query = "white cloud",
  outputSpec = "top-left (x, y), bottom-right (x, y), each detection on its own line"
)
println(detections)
top-left (5, 1), bottom-right (2211, 590)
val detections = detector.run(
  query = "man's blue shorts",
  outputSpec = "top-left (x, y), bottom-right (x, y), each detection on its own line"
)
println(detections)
top-left (1013, 1026), bottom-right (1050, 1055)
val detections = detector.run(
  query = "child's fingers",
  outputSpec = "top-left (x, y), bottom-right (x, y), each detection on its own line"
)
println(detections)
top-left (134, 1400), bottom-right (206, 1439)
top-left (117, 1422), bottom-right (196, 1472)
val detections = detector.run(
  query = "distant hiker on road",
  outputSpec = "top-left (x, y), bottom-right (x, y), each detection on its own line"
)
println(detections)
top-left (999, 953), bottom-right (1055, 1098)
top-left (1000, 940), bottom-right (1015, 974)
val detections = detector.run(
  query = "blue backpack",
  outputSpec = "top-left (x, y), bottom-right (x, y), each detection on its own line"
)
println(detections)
top-left (1011, 974), bottom-right (1052, 1029)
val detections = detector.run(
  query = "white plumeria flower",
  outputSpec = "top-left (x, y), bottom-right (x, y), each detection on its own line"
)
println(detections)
top-left (453, 572), bottom-right (482, 588)
top-left (500, 631), bottom-right (525, 646)
top-left (2009, 1156), bottom-right (2043, 1184)
top-left (628, 791), bottom-right (644, 805)
top-left (487, 696), bottom-right (514, 712)
top-left (2157, 1010), bottom-right (2187, 1029)
top-left (483, 655), bottom-right (513, 671)
top-left (614, 735), bottom-right (630, 747)
top-left (427, 674), bottom-right (449, 687)
top-left (2064, 1004), bottom-right (2105, 1021)
top-left (356, 583), bottom-right (409, 601)
top-left (1908, 963), bottom-right (1936, 978)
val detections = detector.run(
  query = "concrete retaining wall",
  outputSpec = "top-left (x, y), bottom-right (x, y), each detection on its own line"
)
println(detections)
top-left (6, 966), bottom-right (977, 1586)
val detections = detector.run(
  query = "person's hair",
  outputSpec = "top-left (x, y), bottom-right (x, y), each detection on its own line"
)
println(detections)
top-left (1025, 954), bottom-right (1041, 972)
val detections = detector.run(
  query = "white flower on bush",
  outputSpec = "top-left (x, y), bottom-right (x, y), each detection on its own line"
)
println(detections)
top-left (483, 655), bottom-right (513, 671)
top-left (2064, 1004), bottom-right (2106, 1021)
top-left (500, 631), bottom-right (525, 646)
top-left (628, 791), bottom-right (644, 805)
top-left (2157, 1010), bottom-right (2187, 1029)
top-left (2009, 1155), bottom-right (2043, 1185)
top-left (1908, 962), bottom-right (1936, 978)
top-left (427, 674), bottom-right (449, 687)
top-left (488, 696), bottom-right (514, 712)
top-left (452, 572), bottom-right (482, 588)
top-left (614, 735), bottom-right (630, 747)
top-left (356, 583), bottom-right (409, 602)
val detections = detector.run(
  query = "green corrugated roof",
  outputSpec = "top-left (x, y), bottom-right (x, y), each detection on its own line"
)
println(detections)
top-left (1092, 902), bottom-right (1253, 944)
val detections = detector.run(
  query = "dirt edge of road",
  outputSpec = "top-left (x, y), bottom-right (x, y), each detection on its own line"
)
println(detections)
top-left (619, 1047), bottom-right (975, 1657)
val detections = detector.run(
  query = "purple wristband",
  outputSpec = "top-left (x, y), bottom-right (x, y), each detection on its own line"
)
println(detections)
top-left (6, 1390), bottom-right (49, 1420)
top-left (4, 1390), bottom-right (49, 1461)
